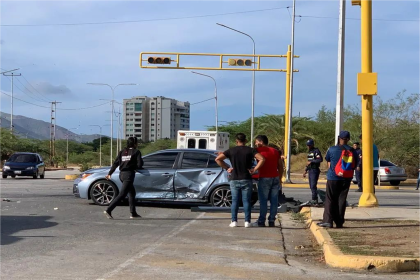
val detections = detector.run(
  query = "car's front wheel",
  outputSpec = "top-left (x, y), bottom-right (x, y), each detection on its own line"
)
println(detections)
top-left (90, 180), bottom-right (118, 206)
top-left (40, 172), bottom-right (45, 179)
top-left (33, 170), bottom-right (39, 179)
top-left (210, 186), bottom-right (232, 207)
top-left (2, 175), bottom-right (6, 179)
top-left (390, 180), bottom-right (400, 186)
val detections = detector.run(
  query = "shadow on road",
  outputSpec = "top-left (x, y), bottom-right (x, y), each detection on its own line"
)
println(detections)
top-left (1, 215), bottom-right (58, 245)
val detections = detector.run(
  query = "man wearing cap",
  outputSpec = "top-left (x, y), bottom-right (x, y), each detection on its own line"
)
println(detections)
top-left (353, 142), bottom-right (363, 192)
top-left (317, 131), bottom-right (356, 228)
top-left (303, 139), bottom-right (323, 204)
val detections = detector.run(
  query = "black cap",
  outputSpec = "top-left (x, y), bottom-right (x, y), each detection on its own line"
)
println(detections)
top-left (339, 131), bottom-right (350, 139)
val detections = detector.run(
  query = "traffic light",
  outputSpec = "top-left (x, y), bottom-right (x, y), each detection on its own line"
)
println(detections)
top-left (228, 58), bottom-right (253, 67)
top-left (147, 57), bottom-right (171, 64)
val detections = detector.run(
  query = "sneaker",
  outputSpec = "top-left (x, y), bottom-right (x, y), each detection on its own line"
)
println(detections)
top-left (310, 200), bottom-right (319, 205)
top-left (244, 222), bottom-right (251, 228)
top-left (229, 221), bottom-right (237, 227)
top-left (268, 221), bottom-right (275, 227)
top-left (104, 210), bottom-right (113, 219)
top-left (130, 213), bottom-right (142, 219)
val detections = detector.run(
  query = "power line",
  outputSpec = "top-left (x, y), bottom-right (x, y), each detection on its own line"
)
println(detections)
top-left (14, 76), bottom-right (51, 103)
top-left (0, 90), bottom-right (109, 110)
top-left (20, 75), bottom-right (53, 102)
top-left (297, 15), bottom-right (419, 22)
top-left (3, 75), bottom-right (46, 103)
top-left (0, 7), bottom-right (290, 27)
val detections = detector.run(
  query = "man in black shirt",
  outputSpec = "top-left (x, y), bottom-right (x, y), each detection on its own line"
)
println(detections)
top-left (104, 137), bottom-right (143, 219)
top-left (216, 133), bottom-right (265, 228)
top-left (353, 142), bottom-right (363, 192)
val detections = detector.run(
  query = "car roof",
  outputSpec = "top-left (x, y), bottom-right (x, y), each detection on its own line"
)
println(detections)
top-left (153, 149), bottom-right (219, 155)
top-left (12, 152), bottom-right (39, 155)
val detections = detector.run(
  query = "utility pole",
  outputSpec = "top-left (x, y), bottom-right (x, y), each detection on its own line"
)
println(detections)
top-left (352, 0), bottom-right (379, 207)
top-left (3, 70), bottom-right (21, 132)
top-left (336, 0), bottom-right (347, 138)
top-left (285, 0), bottom-right (296, 183)
top-left (49, 101), bottom-right (61, 166)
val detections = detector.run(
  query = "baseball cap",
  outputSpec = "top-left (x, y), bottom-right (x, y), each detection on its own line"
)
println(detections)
top-left (338, 131), bottom-right (351, 139)
top-left (306, 139), bottom-right (314, 146)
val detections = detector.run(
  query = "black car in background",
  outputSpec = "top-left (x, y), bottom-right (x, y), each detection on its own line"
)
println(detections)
top-left (2, 153), bottom-right (46, 179)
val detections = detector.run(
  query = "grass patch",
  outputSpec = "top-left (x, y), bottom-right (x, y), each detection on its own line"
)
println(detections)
top-left (291, 211), bottom-right (308, 223)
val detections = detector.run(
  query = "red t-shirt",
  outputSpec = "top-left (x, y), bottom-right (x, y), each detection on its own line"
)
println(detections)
top-left (257, 146), bottom-right (280, 178)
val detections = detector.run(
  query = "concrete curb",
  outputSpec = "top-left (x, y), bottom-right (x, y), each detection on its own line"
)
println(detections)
top-left (284, 184), bottom-right (414, 190)
top-left (65, 174), bottom-right (79, 180)
top-left (302, 207), bottom-right (420, 272)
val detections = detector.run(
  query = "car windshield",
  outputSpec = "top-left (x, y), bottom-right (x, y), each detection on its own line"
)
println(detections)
top-left (8, 154), bottom-right (37, 163)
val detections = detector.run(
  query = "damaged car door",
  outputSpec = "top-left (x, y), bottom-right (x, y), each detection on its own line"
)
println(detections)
top-left (174, 151), bottom-right (222, 201)
top-left (134, 151), bottom-right (179, 200)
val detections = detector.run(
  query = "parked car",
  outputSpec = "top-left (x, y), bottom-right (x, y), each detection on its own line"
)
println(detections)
top-left (73, 149), bottom-right (258, 207)
top-left (2, 152), bottom-right (46, 179)
top-left (353, 159), bottom-right (407, 186)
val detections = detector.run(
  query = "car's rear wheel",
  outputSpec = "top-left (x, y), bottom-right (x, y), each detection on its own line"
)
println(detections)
top-left (11, 175), bottom-right (16, 178)
top-left (33, 170), bottom-right (39, 179)
top-left (90, 180), bottom-right (118, 206)
top-left (2, 175), bottom-right (7, 179)
top-left (210, 186), bottom-right (232, 207)
top-left (390, 180), bottom-right (400, 186)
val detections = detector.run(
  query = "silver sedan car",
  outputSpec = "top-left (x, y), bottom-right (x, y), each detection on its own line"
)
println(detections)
top-left (73, 149), bottom-right (258, 207)
top-left (353, 159), bottom-right (407, 186)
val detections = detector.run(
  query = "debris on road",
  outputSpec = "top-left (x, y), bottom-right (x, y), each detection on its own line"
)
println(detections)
top-left (3, 198), bottom-right (11, 202)
top-left (54, 207), bottom-right (59, 210)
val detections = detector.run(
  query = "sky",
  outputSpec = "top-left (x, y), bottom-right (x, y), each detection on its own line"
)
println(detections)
top-left (0, 0), bottom-right (419, 137)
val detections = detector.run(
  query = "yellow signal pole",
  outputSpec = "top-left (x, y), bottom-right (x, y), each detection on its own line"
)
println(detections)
top-left (353, 0), bottom-right (378, 207)
top-left (283, 45), bottom-right (292, 181)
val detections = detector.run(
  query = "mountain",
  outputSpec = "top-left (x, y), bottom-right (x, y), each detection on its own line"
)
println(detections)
top-left (0, 112), bottom-right (104, 143)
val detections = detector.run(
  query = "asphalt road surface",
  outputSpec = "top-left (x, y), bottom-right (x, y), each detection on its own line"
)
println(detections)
top-left (1, 170), bottom-right (419, 280)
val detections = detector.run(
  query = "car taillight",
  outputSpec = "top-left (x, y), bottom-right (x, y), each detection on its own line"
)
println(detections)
top-left (384, 168), bottom-right (391, 174)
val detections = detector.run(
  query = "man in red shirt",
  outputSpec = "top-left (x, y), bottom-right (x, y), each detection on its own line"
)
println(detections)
top-left (252, 135), bottom-right (283, 227)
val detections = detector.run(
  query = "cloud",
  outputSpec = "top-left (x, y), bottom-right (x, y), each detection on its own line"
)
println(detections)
top-left (32, 81), bottom-right (72, 95)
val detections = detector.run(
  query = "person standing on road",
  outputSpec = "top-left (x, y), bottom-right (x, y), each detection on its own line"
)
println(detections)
top-left (353, 142), bottom-right (363, 192)
top-left (416, 167), bottom-right (420, 191)
top-left (303, 139), bottom-right (323, 204)
top-left (104, 137), bottom-right (143, 219)
top-left (317, 131), bottom-right (356, 228)
top-left (251, 135), bottom-right (283, 227)
top-left (215, 133), bottom-right (265, 228)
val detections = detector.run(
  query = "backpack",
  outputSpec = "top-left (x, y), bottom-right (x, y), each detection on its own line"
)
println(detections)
top-left (334, 146), bottom-right (355, 178)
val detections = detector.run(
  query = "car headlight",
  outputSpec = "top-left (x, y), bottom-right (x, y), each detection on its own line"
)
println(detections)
top-left (3, 166), bottom-right (10, 170)
top-left (81, 173), bottom-right (93, 180)
top-left (26, 166), bottom-right (35, 170)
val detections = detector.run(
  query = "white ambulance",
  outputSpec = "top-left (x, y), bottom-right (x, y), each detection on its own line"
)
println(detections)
top-left (177, 131), bottom-right (230, 152)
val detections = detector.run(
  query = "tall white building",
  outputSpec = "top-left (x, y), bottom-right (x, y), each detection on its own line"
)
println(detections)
top-left (123, 96), bottom-right (190, 142)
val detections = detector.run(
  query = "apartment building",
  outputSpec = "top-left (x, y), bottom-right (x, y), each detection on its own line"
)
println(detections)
top-left (123, 96), bottom-right (190, 142)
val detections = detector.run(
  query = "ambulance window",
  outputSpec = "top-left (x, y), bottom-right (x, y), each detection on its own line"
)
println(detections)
top-left (187, 139), bottom-right (196, 148)
top-left (198, 139), bottom-right (207, 149)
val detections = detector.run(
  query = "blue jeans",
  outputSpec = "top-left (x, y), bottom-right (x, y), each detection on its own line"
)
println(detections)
top-left (308, 169), bottom-right (320, 200)
top-left (230, 179), bottom-right (253, 222)
top-left (258, 177), bottom-right (280, 223)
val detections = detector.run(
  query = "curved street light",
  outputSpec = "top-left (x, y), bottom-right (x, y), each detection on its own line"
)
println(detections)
top-left (191, 71), bottom-right (218, 131)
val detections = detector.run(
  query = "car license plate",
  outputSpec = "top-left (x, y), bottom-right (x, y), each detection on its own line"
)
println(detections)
top-left (14, 171), bottom-right (21, 174)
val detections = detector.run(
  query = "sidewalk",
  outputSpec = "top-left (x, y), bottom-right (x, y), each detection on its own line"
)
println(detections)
top-left (303, 206), bottom-right (420, 272)
top-left (283, 178), bottom-right (417, 190)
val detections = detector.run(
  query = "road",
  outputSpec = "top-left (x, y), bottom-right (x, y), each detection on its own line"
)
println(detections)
top-left (1, 170), bottom-right (419, 280)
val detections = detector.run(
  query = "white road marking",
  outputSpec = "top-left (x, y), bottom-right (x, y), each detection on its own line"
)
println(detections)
top-left (96, 212), bottom-right (205, 280)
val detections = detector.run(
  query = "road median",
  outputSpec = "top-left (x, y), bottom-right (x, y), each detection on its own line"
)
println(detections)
top-left (302, 207), bottom-right (420, 272)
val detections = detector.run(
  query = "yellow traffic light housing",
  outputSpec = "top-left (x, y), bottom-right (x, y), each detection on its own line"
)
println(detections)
top-left (351, 0), bottom-right (361, 6)
top-left (228, 58), bottom-right (253, 66)
top-left (147, 57), bottom-right (171, 64)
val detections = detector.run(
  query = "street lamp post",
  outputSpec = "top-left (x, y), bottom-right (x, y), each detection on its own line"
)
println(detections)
top-left (217, 23), bottom-right (256, 146)
top-left (87, 83), bottom-right (136, 165)
top-left (90, 125), bottom-right (103, 167)
top-left (191, 71), bottom-right (218, 131)
top-left (66, 127), bottom-right (78, 168)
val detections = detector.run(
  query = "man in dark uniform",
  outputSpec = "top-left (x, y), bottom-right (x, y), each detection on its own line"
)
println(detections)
top-left (353, 142), bottom-right (363, 192)
top-left (303, 139), bottom-right (323, 204)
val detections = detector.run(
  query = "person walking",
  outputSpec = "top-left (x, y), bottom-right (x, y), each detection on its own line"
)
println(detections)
top-left (317, 131), bottom-right (356, 228)
top-left (416, 167), bottom-right (419, 190)
top-left (104, 136), bottom-right (143, 219)
top-left (251, 135), bottom-right (283, 227)
top-left (303, 139), bottom-right (323, 204)
top-left (215, 133), bottom-right (265, 228)
top-left (353, 142), bottom-right (363, 192)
